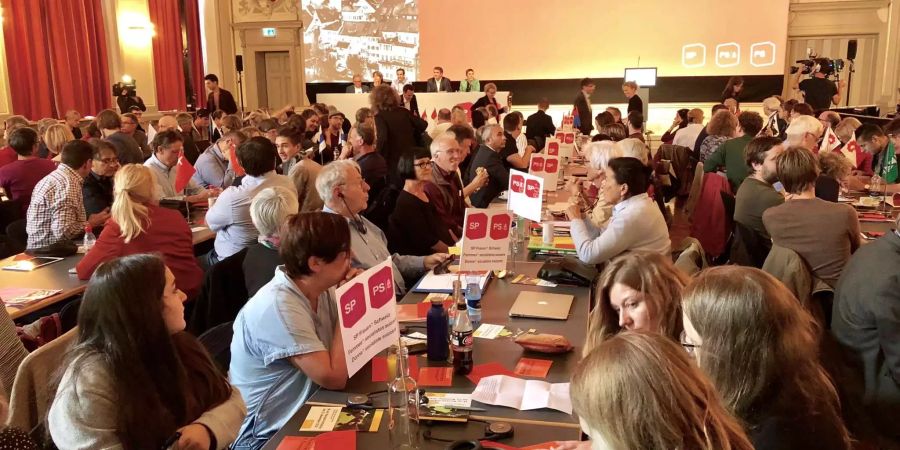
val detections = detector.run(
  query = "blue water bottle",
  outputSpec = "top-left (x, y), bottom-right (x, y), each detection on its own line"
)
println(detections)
top-left (426, 299), bottom-right (449, 361)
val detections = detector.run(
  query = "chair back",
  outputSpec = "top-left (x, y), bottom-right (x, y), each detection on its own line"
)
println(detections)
top-left (59, 298), bottom-right (82, 333)
top-left (198, 322), bottom-right (233, 374)
top-left (6, 219), bottom-right (27, 255)
top-left (762, 245), bottom-right (831, 330)
top-left (7, 328), bottom-right (78, 431)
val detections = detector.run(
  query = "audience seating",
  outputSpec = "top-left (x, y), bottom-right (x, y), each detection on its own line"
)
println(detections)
top-left (6, 219), bottom-right (27, 255)
top-left (762, 245), bottom-right (833, 330)
top-left (188, 247), bottom-right (249, 336)
top-left (58, 298), bottom-right (81, 333)
top-left (7, 328), bottom-right (77, 433)
top-left (673, 237), bottom-right (707, 276)
top-left (198, 321), bottom-right (234, 374)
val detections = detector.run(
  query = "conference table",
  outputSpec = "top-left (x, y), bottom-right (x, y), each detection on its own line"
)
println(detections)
top-left (0, 209), bottom-right (216, 320)
top-left (317, 92), bottom-right (510, 122)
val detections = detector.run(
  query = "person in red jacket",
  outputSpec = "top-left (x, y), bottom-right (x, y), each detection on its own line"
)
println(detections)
top-left (76, 164), bottom-right (203, 299)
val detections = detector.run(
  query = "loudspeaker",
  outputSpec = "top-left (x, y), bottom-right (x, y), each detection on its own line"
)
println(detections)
top-left (235, 55), bottom-right (244, 72)
top-left (847, 40), bottom-right (858, 60)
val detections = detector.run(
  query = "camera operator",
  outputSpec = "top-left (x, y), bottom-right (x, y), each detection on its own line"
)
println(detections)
top-left (115, 85), bottom-right (146, 114)
top-left (791, 59), bottom-right (846, 111)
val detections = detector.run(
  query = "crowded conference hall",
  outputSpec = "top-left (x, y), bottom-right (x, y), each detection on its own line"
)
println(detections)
top-left (2, 0), bottom-right (900, 449)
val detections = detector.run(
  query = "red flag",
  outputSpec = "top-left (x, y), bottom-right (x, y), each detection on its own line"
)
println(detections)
top-left (431, 108), bottom-right (437, 120)
top-left (175, 151), bottom-right (196, 193)
top-left (228, 145), bottom-right (245, 177)
top-left (421, 110), bottom-right (427, 119)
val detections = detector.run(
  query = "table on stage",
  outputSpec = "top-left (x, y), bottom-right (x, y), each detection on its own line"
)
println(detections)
top-left (1, 210), bottom-right (216, 320)
top-left (316, 92), bottom-right (510, 119)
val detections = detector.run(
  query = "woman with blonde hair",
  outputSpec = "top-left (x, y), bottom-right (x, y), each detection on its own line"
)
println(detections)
top-left (566, 332), bottom-right (753, 450)
top-left (584, 252), bottom-right (689, 355)
top-left (43, 123), bottom-right (74, 160)
top-left (681, 266), bottom-right (851, 450)
top-left (76, 164), bottom-right (203, 298)
top-left (816, 151), bottom-right (855, 202)
top-left (698, 109), bottom-right (738, 162)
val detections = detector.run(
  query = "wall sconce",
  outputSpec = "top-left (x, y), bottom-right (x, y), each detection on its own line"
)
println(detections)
top-left (119, 12), bottom-right (155, 46)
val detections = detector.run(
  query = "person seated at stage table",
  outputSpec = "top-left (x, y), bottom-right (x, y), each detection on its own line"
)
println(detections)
top-left (623, 81), bottom-right (643, 115)
top-left (371, 71), bottom-right (384, 88)
top-left (566, 332), bottom-right (754, 450)
top-left (388, 148), bottom-right (454, 256)
top-left (26, 140), bottom-right (111, 251)
top-left (568, 157), bottom-right (670, 265)
top-left (391, 68), bottom-right (409, 93)
top-left (426, 66), bottom-right (452, 92)
top-left (458, 68), bottom-right (480, 93)
top-left (206, 137), bottom-right (295, 265)
top-left (317, 160), bottom-right (449, 295)
top-left (466, 125), bottom-right (510, 208)
top-left (144, 130), bottom-right (216, 202)
top-left (193, 130), bottom-right (247, 189)
top-left (76, 165), bottom-right (204, 298)
top-left (682, 267), bottom-right (852, 450)
top-left (501, 113), bottom-right (534, 171)
top-left (704, 111), bottom-right (764, 192)
top-left (583, 253), bottom-right (689, 354)
top-left (424, 133), bottom-right (468, 239)
top-left (0, 127), bottom-right (57, 216)
top-left (698, 109), bottom-right (738, 162)
top-left (471, 83), bottom-right (507, 117)
top-left (857, 119), bottom-right (900, 191)
top-left (345, 73), bottom-right (370, 94)
top-left (763, 146), bottom-right (860, 288)
top-left (525, 98), bottom-right (556, 151)
top-left (51, 254), bottom-right (246, 450)
top-left (230, 212), bottom-right (353, 450)
top-left (243, 186), bottom-right (299, 297)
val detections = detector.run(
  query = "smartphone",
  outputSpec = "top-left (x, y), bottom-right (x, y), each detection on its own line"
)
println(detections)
top-left (2, 256), bottom-right (64, 272)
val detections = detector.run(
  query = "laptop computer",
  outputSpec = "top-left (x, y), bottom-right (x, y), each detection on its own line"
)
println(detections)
top-left (508, 291), bottom-right (574, 320)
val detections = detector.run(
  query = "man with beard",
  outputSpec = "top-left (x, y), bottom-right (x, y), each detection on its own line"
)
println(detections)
top-left (734, 136), bottom-right (785, 241)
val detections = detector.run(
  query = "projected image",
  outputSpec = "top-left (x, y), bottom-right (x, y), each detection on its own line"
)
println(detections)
top-left (302, 0), bottom-right (419, 83)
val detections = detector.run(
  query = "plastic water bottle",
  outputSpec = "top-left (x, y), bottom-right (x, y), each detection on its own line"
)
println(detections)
top-left (83, 225), bottom-right (96, 252)
top-left (464, 274), bottom-right (482, 328)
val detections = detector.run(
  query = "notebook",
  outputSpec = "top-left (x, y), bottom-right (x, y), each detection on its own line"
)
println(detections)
top-left (508, 291), bottom-right (574, 320)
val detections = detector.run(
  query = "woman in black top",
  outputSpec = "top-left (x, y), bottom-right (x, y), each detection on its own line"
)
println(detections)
top-left (387, 147), bottom-right (453, 256)
top-left (471, 83), bottom-right (507, 118)
top-left (721, 76), bottom-right (744, 103)
top-left (371, 85), bottom-right (427, 187)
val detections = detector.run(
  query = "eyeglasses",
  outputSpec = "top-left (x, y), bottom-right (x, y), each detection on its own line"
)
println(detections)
top-left (414, 160), bottom-right (432, 168)
top-left (99, 157), bottom-right (119, 164)
top-left (680, 330), bottom-right (700, 356)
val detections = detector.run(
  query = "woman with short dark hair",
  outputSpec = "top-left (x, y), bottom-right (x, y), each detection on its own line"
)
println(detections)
top-left (50, 254), bottom-right (245, 449)
top-left (568, 157), bottom-right (670, 265)
top-left (387, 147), bottom-right (454, 256)
top-left (370, 85), bottom-right (427, 186)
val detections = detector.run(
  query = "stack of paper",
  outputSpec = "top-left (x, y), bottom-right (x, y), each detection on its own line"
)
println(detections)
top-left (471, 375), bottom-right (571, 414)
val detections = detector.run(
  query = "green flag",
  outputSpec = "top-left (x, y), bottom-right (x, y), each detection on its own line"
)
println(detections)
top-left (881, 141), bottom-right (898, 184)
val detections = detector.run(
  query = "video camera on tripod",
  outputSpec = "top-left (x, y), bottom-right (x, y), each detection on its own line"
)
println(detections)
top-left (790, 52), bottom-right (845, 79)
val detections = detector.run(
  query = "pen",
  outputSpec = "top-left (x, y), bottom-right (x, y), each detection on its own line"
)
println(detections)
top-left (162, 431), bottom-right (182, 449)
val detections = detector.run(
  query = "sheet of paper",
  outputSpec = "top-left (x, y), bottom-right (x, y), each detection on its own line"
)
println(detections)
top-left (418, 367), bottom-right (453, 387)
top-left (473, 323), bottom-right (505, 339)
top-left (413, 271), bottom-right (489, 293)
top-left (424, 392), bottom-right (472, 408)
top-left (471, 375), bottom-right (572, 414)
top-left (514, 358), bottom-right (553, 378)
top-left (299, 406), bottom-right (342, 432)
top-left (0, 288), bottom-right (62, 306)
top-left (190, 226), bottom-right (207, 232)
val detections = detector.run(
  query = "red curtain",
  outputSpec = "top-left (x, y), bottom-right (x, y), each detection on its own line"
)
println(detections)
top-left (184, 0), bottom-right (205, 109)
top-left (1, 0), bottom-right (56, 119)
top-left (148, 0), bottom-right (187, 111)
top-left (44, 0), bottom-right (110, 118)
top-left (1, 0), bottom-right (110, 119)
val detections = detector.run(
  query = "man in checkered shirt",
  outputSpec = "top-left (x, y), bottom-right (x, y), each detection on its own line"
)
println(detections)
top-left (26, 140), bottom-right (110, 250)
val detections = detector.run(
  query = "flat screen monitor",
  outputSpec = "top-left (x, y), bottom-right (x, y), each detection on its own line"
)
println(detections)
top-left (624, 67), bottom-right (657, 87)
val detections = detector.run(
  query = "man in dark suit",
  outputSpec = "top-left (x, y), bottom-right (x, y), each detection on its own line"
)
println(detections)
top-left (401, 85), bottom-right (419, 117)
top-left (205, 74), bottom-right (238, 114)
top-left (345, 74), bottom-right (371, 94)
top-left (832, 222), bottom-right (900, 442)
top-left (466, 124), bottom-right (509, 208)
top-left (525, 98), bottom-right (556, 151)
top-left (426, 66), bottom-right (452, 93)
top-left (574, 78), bottom-right (595, 135)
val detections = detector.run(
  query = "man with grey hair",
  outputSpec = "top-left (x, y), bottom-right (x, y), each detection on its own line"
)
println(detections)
top-left (317, 160), bottom-right (448, 295)
top-left (243, 185), bottom-right (300, 296)
top-left (785, 115), bottom-right (824, 152)
top-left (345, 74), bottom-right (370, 94)
top-left (424, 133), bottom-right (467, 239)
top-left (466, 124), bottom-right (509, 208)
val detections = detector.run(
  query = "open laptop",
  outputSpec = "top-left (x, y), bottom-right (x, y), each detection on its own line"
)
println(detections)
top-left (508, 291), bottom-right (574, 320)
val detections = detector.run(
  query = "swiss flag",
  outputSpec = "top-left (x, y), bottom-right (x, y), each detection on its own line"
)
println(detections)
top-left (175, 150), bottom-right (196, 193)
top-left (841, 133), bottom-right (861, 168)
top-left (421, 110), bottom-right (427, 120)
top-left (821, 126), bottom-right (841, 153)
top-left (431, 108), bottom-right (437, 120)
top-left (228, 145), bottom-right (245, 177)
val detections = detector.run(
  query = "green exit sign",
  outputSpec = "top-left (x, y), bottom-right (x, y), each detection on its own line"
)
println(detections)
top-left (262, 28), bottom-right (277, 37)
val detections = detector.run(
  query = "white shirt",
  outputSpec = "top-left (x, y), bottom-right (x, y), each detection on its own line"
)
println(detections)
top-left (392, 79), bottom-right (408, 92)
top-left (353, 86), bottom-right (364, 94)
top-left (144, 153), bottom-right (202, 200)
top-left (673, 123), bottom-right (704, 149)
top-left (569, 193), bottom-right (670, 265)
top-left (516, 133), bottom-right (527, 157)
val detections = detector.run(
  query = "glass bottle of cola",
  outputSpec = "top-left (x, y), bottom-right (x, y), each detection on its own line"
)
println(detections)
top-left (451, 287), bottom-right (474, 375)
